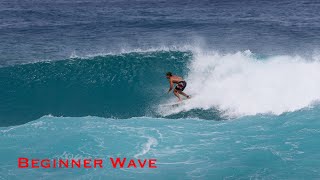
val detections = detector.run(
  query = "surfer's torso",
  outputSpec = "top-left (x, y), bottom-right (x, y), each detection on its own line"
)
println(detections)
top-left (169, 75), bottom-right (187, 92)
top-left (169, 75), bottom-right (184, 84)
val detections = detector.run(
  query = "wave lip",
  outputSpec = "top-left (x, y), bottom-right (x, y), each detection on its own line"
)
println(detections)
top-left (2, 48), bottom-right (320, 125)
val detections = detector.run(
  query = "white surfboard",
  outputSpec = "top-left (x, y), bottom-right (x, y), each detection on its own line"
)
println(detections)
top-left (160, 97), bottom-right (191, 107)
top-left (160, 101), bottom-right (183, 107)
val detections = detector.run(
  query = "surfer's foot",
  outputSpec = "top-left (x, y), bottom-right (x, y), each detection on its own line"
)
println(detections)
top-left (187, 95), bottom-right (191, 99)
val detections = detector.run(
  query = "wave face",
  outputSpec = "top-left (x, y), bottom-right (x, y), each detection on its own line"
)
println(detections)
top-left (2, 50), bottom-right (320, 126)
top-left (0, 51), bottom-right (191, 126)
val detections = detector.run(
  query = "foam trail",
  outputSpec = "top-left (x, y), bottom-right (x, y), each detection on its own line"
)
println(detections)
top-left (134, 137), bottom-right (158, 158)
top-left (166, 50), bottom-right (320, 116)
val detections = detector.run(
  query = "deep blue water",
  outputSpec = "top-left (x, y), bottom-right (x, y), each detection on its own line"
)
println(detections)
top-left (1, 0), bottom-right (320, 65)
top-left (1, 0), bottom-right (320, 179)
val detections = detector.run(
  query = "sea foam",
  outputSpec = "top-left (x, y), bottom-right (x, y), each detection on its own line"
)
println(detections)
top-left (164, 50), bottom-right (320, 116)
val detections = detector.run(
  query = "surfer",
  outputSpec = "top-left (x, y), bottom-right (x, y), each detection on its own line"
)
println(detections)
top-left (166, 72), bottom-right (190, 101)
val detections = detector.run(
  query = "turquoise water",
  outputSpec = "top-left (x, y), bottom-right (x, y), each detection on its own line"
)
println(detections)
top-left (1, 107), bottom-right (320, 179)
top-left (1, 50), bottom-right (320, 179)
top-left (0, 51), bottom-right (192, 126)
top-left (1, 0), bottom-right (320, 179)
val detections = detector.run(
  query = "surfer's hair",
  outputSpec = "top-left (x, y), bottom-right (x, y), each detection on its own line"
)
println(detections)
top-left (166, 72), bottom-right (172, 76)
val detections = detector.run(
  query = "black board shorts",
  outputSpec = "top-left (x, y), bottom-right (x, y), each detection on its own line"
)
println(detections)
top-left (175, 81), bottom-right (187, 91)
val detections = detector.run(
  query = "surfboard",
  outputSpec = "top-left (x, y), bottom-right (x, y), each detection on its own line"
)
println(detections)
top-left (160, 97), bottom-right (191, 107)
top-left (160, 101), bottom-right (183, 107)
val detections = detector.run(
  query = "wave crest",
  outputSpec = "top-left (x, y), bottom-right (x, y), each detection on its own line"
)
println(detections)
top-left (161, 50), bottom-right (320, 116)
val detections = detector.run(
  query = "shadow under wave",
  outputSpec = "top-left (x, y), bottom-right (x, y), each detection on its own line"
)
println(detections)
top-left (158, 108), bottom-right (227, 121)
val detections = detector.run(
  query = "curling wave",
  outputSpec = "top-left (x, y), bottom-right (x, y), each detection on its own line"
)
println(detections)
top-left (161, 50), bottom-right (320, 117)
top-left (1, 49), bottom-right (320, 126)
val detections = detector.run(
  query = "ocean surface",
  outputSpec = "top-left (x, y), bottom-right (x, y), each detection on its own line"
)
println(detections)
top-left (1, 0), bottom-right (320, 179)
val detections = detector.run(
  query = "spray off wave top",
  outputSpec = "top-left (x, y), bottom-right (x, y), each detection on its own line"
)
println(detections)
top-left (162, 50), bottom-right (320, 116)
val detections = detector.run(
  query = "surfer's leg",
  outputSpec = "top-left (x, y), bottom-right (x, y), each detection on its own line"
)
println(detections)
top-left (176, 81), bottom-right (190, 99)
top-left (174, 89), bottom-right (182, 101)
top-left (179, 91), bottom-right (190, 99)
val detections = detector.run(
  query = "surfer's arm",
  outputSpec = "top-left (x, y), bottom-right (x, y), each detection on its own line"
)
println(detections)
top-left (167, 80), bottom-right (174, 93)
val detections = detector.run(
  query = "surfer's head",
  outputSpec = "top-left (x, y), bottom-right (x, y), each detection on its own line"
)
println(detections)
top-left (166, 72), bottom-right (172, 79)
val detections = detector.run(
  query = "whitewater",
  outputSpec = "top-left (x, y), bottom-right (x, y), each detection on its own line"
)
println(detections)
top-left (160, 50), bottom-right (320, 117)
top-left (1, 49), bottom-right (320, 179)
top-left (1, 0), bottom-right (320, 179)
